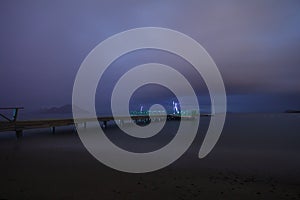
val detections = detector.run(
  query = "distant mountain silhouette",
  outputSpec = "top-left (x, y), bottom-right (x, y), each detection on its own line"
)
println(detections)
top-left (285, 109), bottom-right (300, 113)
top-left (39, 104), bottom-right (88, 114)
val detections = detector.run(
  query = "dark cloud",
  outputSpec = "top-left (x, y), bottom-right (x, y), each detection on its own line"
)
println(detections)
top-left (0, 0), bottom-right (299, 111)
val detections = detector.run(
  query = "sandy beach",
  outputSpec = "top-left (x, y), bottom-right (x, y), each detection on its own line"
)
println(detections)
top-left (0, 113), bottom-right (300, 199)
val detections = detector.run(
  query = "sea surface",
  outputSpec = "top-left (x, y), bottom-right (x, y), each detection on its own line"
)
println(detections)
top-left (0, 113), bottom-right (299, 199)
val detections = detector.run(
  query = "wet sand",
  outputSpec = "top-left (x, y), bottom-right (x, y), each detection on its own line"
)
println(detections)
top-left (0, 113), bottom-right (300, 199)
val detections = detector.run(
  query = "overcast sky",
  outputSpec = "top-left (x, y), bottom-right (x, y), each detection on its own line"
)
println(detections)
top-left (1, 0), bottom-right (300, 112)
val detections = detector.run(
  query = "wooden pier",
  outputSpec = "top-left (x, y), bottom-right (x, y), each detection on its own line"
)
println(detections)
top-left (0, 107), bottom-right (202, 138)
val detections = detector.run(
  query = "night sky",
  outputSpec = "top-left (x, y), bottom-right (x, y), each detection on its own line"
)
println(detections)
top-left (1, 0), bottom-right (300, 113)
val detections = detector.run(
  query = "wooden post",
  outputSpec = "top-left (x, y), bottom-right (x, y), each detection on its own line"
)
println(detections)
top-left (51, 126), bottom-right (56, 133)
top-left (102, 121), bottom-right (107, 129)
top-left (16, 130), bottom-right (23, 138)
top-left (12, 108), bottom-right (19, 122)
